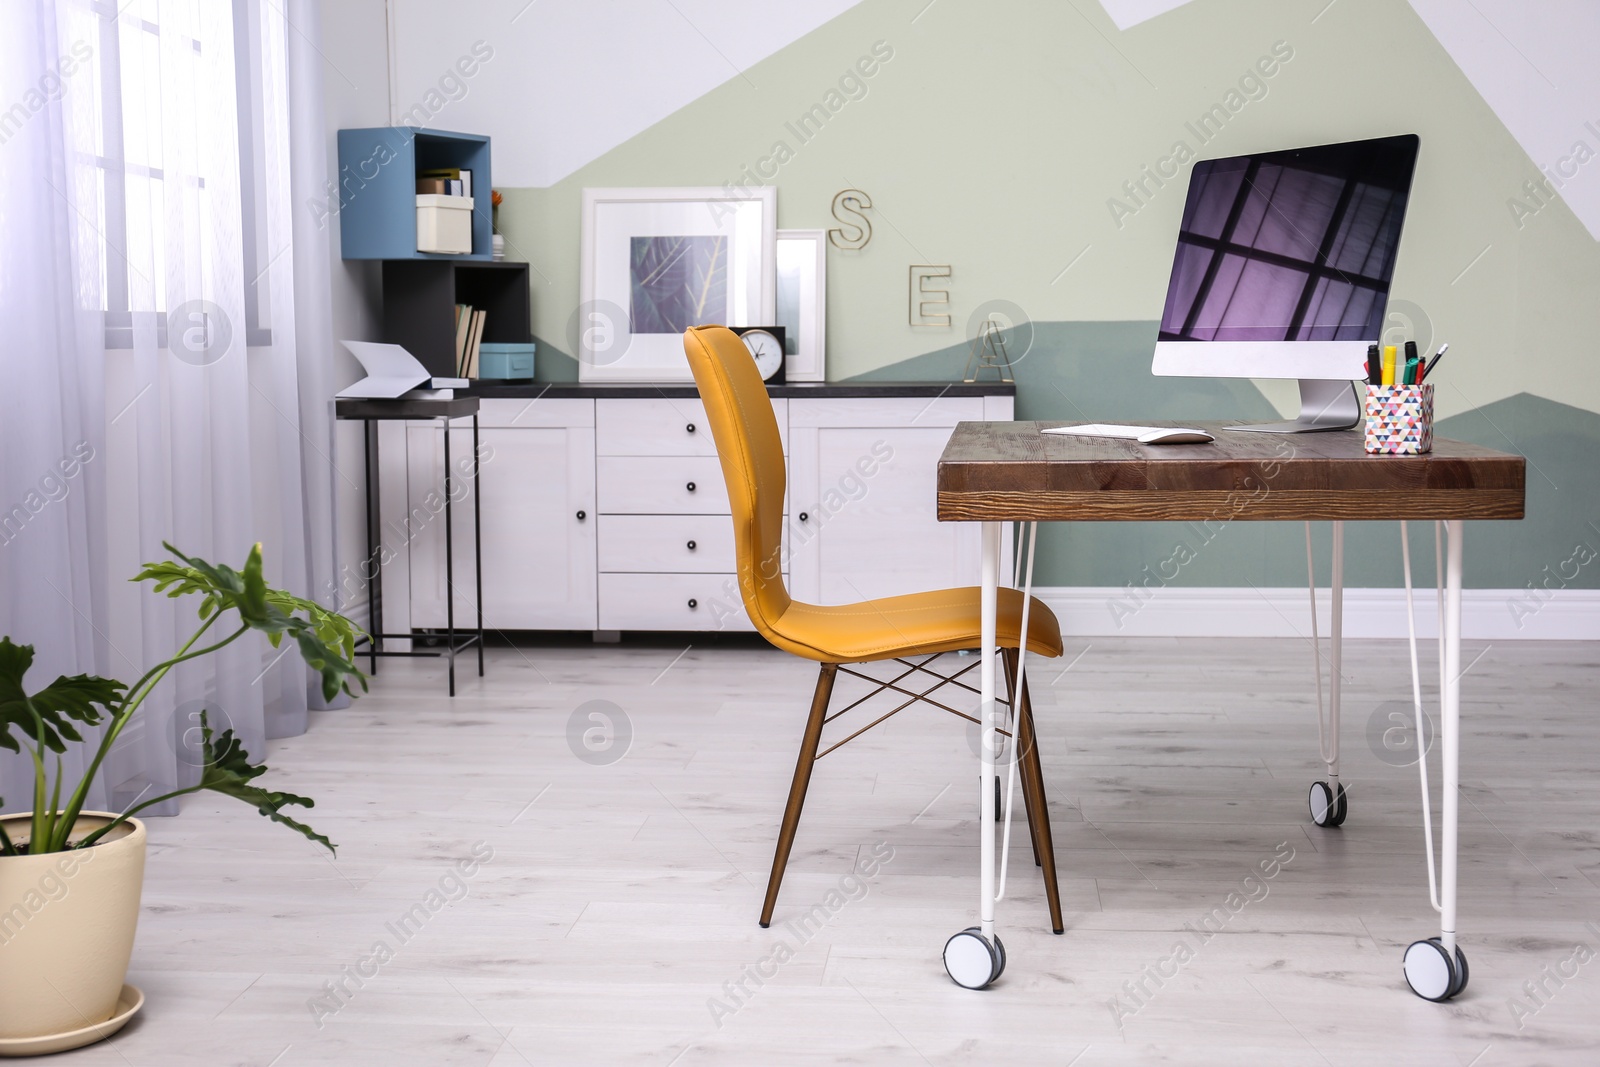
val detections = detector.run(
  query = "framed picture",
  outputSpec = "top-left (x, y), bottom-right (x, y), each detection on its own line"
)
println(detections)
top-left (578, 187), bottom-right (776, 382)
top-left (776, 229), bottom-right (826, 382)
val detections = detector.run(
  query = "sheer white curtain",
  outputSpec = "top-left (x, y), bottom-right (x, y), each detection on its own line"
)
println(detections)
top-left (0, 0), bottom-right (339, 815)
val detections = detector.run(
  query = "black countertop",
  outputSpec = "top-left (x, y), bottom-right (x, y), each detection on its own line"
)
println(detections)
top-left (464, 380), bottom-right (1016, 399)
top-left (336, 396), bottom-right (480, 420)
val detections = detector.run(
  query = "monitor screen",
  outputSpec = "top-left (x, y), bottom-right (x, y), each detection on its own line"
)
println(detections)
top-left (1158, 135), bottom-right (1420, 344)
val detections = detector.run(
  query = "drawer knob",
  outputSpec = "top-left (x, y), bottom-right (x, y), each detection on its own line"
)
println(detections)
top-left (686, 481), bottom-right (696, 492)
top-left (686, 540), bottom-right (696, 551)
top-left (576, 510), bottom-right (586, 521)
top-left (687, 598), bottom-right (698, 609)
top-left (798, 512), bottom-right (809, 522)
top-left (686, 423), bottom-right (696, 434)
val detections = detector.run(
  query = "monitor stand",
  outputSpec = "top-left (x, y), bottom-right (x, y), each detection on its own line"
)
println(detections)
top-left (1228, 379), bottom-right (1361, 434)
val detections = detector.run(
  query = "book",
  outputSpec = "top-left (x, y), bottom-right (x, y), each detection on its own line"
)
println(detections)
top-left (454, 304), bottom-right (472, 374)
top-left (336, 341), bottom-right (429, 398)
top-left (417, 168), bottom-right (470, 197)
top-left (466, 309), bottom-right (487, 379)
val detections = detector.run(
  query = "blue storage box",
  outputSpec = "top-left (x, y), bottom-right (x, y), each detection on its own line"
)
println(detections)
top-left (478, 342), bottom-right (535, 380)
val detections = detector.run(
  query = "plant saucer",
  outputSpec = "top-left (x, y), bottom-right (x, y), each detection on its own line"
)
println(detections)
top-left (0, 984), bottom-right (143, 1057)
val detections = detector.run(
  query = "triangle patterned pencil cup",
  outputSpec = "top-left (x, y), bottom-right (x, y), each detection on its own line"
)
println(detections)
top-left (1364, 383), bottom-right (1434, 455)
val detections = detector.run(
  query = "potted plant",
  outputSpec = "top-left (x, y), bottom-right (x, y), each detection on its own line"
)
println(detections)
top-left (0, 542), bottom-right (364, 1056)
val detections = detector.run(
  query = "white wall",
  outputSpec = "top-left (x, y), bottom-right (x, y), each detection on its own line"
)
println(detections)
top-left (387, 0), bottom-right (863, 186)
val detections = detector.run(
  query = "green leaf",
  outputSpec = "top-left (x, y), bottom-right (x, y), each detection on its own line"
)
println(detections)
top-left (199, 713), bottom-right (336, 854)
top-left (134, 543), bottom-right (367, 700)
top-left (240, 543), bottom-right (270, 622)
top-left (0, 638), bottom-right (125, 755)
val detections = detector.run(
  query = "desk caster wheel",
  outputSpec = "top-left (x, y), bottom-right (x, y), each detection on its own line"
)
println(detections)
top-left (1308, 780), bottom-right (1347, 827)
top-left (1426, 937), bottom-right (1468, 995)
top-left (1404, 938), bottom-right (1467, 1001)
top-left (944, 927), bottom-right (1005, 989)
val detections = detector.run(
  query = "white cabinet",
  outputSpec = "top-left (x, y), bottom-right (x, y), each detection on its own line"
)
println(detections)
top-left (406, 399), bottom-right (597, 630)
top-left (593, 397), bottom-right (786, 632)
top-left (383, 388), bottom-right (1011, 635)
top-left (787, 395), bottom-right (1013, 604)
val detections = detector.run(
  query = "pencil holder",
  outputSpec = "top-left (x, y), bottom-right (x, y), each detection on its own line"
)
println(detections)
top-left (1364, 383), bottom-right (1434, 455)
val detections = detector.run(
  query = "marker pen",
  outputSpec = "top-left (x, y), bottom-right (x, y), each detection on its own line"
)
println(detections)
top-left (1421, 342), bottom-right (1449, 382)
top-left (1381, 345), bottom-right (1397, 386)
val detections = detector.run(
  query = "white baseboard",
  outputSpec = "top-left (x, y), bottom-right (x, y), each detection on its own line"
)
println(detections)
top-left (1034, 586), bottom-right (1600, 640)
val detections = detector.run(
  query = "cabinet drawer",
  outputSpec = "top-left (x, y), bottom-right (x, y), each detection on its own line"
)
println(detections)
top-left (599, 573), bottom-right (758, 631)
top-left (477, 397), bottom-right (595, 429)
top-left (596, 398), bottom-right (787, 456)
top-left (596, 456), bottom-right (730, 514)
top-left (599, 515), bottom-right (736, 573)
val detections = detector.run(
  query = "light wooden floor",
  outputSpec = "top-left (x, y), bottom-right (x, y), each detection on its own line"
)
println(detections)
top-left (56, 635), bottom-right (1600, 1066)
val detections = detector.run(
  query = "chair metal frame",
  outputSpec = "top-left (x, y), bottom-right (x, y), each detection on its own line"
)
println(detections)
top-left (760, 646), bottom-right (1064, 933)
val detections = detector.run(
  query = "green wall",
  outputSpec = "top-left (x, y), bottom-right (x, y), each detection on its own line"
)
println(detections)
top-left (498, 0), bottom-right (1600, 590)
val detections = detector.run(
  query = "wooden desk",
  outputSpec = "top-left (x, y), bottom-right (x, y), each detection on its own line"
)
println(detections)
top-left (935, 421), bottom-right (1526, 997)
top-left (938, 420), bottom-right (1524, 522)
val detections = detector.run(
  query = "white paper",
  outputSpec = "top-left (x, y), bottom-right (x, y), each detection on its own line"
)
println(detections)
top-left (337, 341), bottom-right (431, 398)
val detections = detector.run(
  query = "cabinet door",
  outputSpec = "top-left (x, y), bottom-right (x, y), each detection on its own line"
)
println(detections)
top-left (407, 404), bottom-right (597, 630)
top-left (787, 397), bottom-right (1011, 604)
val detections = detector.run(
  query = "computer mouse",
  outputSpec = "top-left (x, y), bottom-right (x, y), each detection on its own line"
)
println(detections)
top-left (1136, 428), bottom-right (1215, 445)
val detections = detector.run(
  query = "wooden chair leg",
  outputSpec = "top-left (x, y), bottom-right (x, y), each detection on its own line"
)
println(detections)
top-left (1011, 650), bottom-right (1064, 934)
top-left (760, 662), bottom-right (838, 928)
top-left (1001, 650), bottom-right (1044, 869)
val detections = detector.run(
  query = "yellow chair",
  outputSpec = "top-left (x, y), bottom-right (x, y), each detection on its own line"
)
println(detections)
top-left (682, 326), bottom-right (1066, 932)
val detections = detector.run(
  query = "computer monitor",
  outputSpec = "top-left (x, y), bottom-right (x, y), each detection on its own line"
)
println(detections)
top-left (1152, 134), bottom-right (1421, 433)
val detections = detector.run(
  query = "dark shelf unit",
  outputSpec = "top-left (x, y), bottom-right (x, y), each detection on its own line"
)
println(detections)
top-left (381, 260), bottom-right (532, 378)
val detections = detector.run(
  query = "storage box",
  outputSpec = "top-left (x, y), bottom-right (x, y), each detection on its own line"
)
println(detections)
top-left (416, 194), bottom-right (473, 255)
top-left (1365, 383), bottom-right (1433, 455)
top-left (477, 342), bottom-right (536, 380)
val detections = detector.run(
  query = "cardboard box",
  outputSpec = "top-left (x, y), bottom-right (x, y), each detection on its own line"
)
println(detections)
top-left (416, 194), bottom-right (473, 255)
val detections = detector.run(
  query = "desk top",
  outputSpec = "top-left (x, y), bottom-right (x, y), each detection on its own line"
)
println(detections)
top-left (937, 421), bottom-right (1525, 522)
top-left (335, 396), bottom-right (480, 421)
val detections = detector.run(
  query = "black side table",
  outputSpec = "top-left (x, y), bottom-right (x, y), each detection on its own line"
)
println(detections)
top-left (335, 396), bottom-right (484, 695)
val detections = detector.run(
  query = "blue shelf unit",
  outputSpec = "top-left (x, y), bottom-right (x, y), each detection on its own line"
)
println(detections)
top-left (336, 127), bottom-right (492, 261)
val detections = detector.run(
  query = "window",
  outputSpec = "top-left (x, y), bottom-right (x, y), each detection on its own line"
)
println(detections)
top-left (71, 0), bottom-right (272, 349)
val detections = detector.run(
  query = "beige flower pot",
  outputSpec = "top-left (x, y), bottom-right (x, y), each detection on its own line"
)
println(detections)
top-left (0, 813), bottom-right (145, 1051)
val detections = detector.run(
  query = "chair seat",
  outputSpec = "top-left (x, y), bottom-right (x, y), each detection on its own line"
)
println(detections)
top-left (770, 587), bottom-right (1063, 664)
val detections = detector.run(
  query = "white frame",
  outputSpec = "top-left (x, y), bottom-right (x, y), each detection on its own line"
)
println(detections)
top-left (579, 187), bottom-right (776, 383)
top-left (776, 228), bottom-right (827, 382)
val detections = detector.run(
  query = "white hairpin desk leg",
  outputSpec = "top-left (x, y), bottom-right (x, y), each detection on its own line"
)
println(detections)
top-left (944, 521), bottom-right (1007, 989)
top-left (1307, 521), bottom-right (1349, 828)
top-left (1441, 521), bottom-right (1462, 957)
top-left (1403, 520), bottom-right (1469, 1001)
top-left (1329, 520), bottom-right (1344, 788)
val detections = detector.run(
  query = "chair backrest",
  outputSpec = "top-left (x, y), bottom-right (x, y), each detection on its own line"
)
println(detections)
top-left (682, 326), bottom-right (792, 636)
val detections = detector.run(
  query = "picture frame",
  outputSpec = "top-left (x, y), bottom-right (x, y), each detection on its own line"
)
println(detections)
top-left (776, 228), bottom-right (827, 382)
top-left (578, 187), bottom-right (776, 382)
